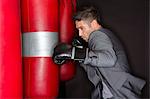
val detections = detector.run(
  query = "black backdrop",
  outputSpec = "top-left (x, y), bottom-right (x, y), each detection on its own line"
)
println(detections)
top-left (59, 0), bottom-right (149, 98)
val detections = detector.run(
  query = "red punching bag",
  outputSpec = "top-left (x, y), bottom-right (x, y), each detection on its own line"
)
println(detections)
top-left (21, 0), bottom-right (59, 98)
top-left (59, 0), bottom-right (76, 81)
top-left (0, 0), bottom-right (22, 98)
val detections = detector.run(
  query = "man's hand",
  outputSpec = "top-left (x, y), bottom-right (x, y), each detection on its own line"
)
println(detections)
top-left (53, 38), bottom-right (88, 65)
top-left (53, 43), bottom-right (72, 65)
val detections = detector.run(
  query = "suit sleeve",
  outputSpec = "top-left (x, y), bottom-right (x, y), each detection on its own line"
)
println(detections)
top-left (84, 32), bottom-right (117, 67)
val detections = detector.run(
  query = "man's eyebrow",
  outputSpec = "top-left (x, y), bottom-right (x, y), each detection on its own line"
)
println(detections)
top-left (76, 26), bottom-right (82, 29)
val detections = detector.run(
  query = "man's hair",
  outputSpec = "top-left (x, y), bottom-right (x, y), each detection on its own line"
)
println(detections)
top-left (73, 5), bottom-right (101, 24)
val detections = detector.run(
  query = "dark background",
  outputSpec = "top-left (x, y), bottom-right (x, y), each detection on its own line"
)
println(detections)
top-left (59, 0), bottom-right (149, 98)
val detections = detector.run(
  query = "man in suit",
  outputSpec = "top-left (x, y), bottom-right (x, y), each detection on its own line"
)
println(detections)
top-left (53, 5), bottom-right (146, 99)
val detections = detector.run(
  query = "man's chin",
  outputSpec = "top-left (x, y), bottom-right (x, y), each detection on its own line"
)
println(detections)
top-left (83, 38), bottom-right (88, 42)
top-left (82, 38), bottom-right (86, 41)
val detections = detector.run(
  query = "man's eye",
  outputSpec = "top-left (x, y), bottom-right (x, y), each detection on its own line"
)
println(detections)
top-left (79, 28), bottom-right (83, 31)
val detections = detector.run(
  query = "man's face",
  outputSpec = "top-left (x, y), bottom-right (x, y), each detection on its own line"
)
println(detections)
top-left (75, 20), bottom-right (94, 42)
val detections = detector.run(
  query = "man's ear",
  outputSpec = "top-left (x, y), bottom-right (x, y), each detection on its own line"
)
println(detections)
top-left (91, 19), bottom-right (101, 29)
top-left (91, 20), bottom-right (98, 28)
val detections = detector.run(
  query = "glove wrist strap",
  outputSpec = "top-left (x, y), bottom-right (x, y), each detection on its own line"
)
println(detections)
top-left (71, 47), bottom-right (89, 61)
top-left (71, 47), bottom-right (75, 59)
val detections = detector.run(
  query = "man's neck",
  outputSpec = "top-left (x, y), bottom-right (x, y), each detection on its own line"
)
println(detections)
top-left (95, 24), bottom-right (102, 31)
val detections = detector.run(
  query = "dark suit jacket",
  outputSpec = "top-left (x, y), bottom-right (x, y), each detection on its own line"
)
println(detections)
top-left (81, 28), bottom-right (146, 99)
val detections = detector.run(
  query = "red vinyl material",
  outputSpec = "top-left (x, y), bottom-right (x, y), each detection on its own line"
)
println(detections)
top-left (21, 0), bottom-right (58, 32)
top-left (21, 0), bottom-right (59, 98)
top-left (23, 57), bottom-right (59, 98)
top-left (59, 0), bottom-right (76, 81)
top-left (60, 61), bottom-right (76, 81)
top-left (59, 0), bottom-right (76, 43)
top-left (0, 0), bottom-right (22, 98)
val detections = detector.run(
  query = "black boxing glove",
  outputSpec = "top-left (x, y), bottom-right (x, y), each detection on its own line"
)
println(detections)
top-left (71, 37), bottom-right (88, 62)
top-left (73, 47), bottom-right (89, 63)
top-left (53, 38), bottom-right (88, 65)
top-left (53, 43), bottom-right (72, 64)
top-left (72, 37), bottom-right (83, 47)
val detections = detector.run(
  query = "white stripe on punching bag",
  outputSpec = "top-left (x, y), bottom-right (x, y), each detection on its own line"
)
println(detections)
top-left (23, 32), bottom-right (58, 57)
